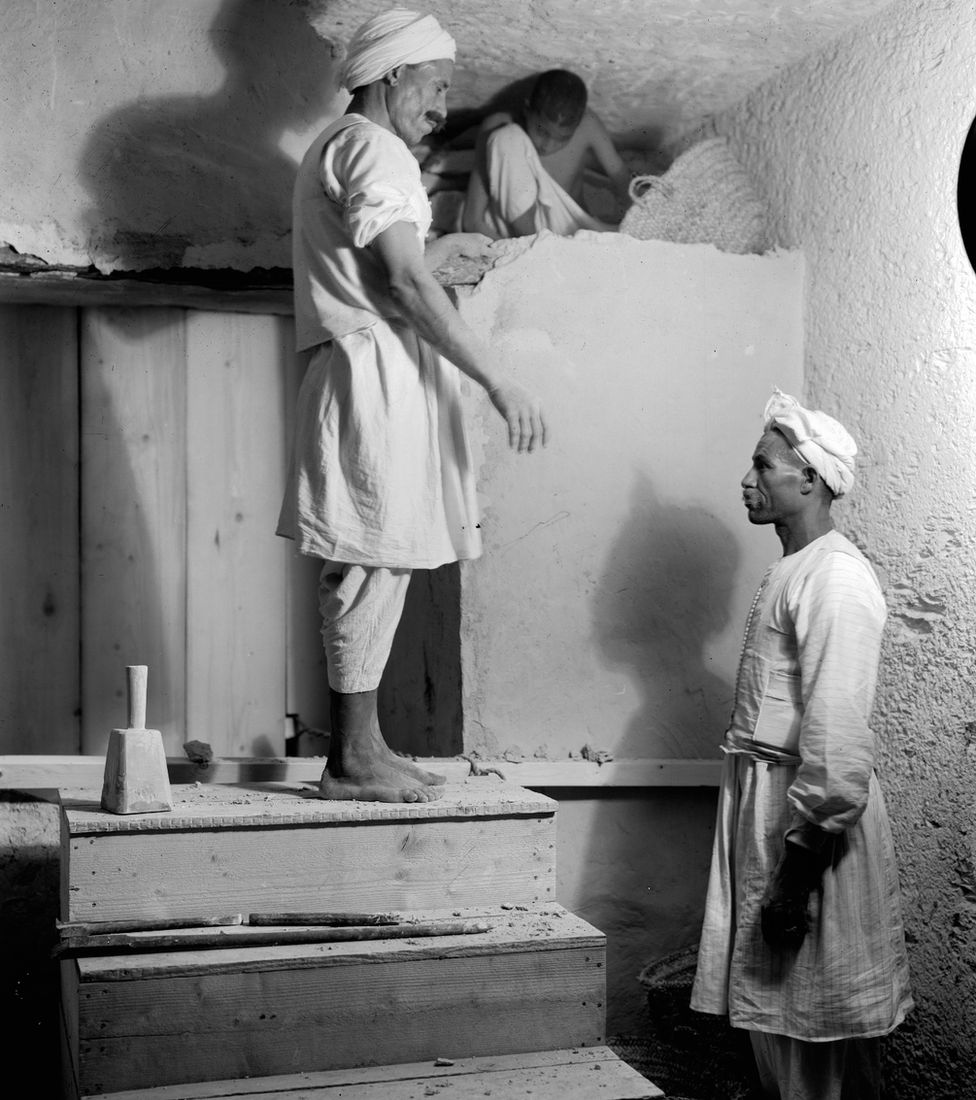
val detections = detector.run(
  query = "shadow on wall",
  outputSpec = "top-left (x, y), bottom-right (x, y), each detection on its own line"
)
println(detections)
top-left (78, 0), bottom-right (341, 270)
top-left (592, 475), bottom-right (738, 759)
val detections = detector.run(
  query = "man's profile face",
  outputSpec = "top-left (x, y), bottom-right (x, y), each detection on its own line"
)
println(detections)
top-left (524, 110), bottom-right (579, 157)
top-left (388, 59), bottom-right (453, 148)
top-left (740, 430), bottom-right (807, 526)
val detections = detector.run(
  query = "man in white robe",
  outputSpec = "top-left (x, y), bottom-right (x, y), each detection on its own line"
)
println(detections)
top-left (691, 390), bottom-right (913, 1099)
top-left (277, 9), bottom-right (546, 803)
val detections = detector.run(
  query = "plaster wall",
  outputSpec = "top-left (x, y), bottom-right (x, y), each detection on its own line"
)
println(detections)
top-left (455, 233), bottom-right (804, 761)
top-left (709, 1), bottom-right (976, 1093)
top-left (0, 0), bottom-right (341, 271)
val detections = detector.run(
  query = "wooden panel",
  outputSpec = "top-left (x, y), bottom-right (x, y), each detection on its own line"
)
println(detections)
top-left (60, 781), bottom-right (557, 923)
top-left (282, 347), bottom-right (331, 734)
top-left (70, 910), bottom-right (604, 1094)
top-left (79, 1048), bottom-right (661, 1100)
top-left (185, 312), bottom-right (289, 756)
top-left (0, 305), bottom-right (80, 751)
top-left (0, 272), bottom-right (293, 314)
top-left (80, 308), bottom-right (187, 754)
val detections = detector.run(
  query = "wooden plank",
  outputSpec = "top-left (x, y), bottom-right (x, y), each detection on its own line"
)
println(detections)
top-left (0, 305), bottom-right (80, 751)
top-left (0, 271), bottom-right (293, 314)
top-left (283, 346), bottom-right (331, 736)
top-left (60, 778), bottom-right (555, 832)
top-left (83, 1047), bottom-right (662, 1100)
top-left (80, 308), bottom-right (187, 754)
top-left (60, 783), bottom-right (557, 922)
top-left (69, 911), bottom-right (605, 1094)
top-left (185, 312), bottom-right (289, 756)
top-left (0, 754), bottom-right (723, 790)
top-left (484, 757), bottom-right (726, 788)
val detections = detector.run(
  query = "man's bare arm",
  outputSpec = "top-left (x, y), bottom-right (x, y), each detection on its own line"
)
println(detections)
top-left (371, 220), bottom-right (546, 452)
top-left (586, 112), bottom-right (631, 200)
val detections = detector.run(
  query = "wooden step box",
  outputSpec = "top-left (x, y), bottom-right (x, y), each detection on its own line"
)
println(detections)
top-left (61, 905), bottom-right (607, 1096)
top-left (60, 778), bottom-right (557, 922)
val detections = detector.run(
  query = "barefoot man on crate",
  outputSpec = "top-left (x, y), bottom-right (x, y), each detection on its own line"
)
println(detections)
top-left (277, 9), bottom-right (547, 803)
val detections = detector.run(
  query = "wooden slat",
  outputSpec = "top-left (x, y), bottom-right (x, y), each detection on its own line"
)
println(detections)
top-left (82, 1047), bottom-right (662, 1100)
top-left (0, 754), bottom-right (723, 789)
top-left (0, 305), bottom-right (80, 751)
top-left (0, 271), bottom-right (293, 314)
top-left (80, 308), bottom-right (187, 754)
top-left (185, 312), bottom-right (289, 756)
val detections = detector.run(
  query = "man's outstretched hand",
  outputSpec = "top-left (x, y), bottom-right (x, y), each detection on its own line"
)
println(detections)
top-left (487, 381), bottom-right (547, 453)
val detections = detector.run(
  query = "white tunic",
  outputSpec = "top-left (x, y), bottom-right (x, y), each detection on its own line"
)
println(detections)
top-left (478, 123), bottom-right (607, 238)
top-left (691, 530), bottom-right (914, 1041)
top-left (277, 115), bottom-right (482, 568)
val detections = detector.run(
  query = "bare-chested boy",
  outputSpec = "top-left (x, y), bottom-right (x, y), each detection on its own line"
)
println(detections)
top-left (461, 69), bottom-right (631, 239)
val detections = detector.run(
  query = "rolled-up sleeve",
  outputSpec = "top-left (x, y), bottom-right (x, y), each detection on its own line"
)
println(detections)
top-left (786, 552), bottom-right (886, 834)
top-left (324, 127), bottom-right (428, 248)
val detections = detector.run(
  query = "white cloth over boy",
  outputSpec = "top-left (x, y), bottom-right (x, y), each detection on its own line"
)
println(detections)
top-left (690, 528), bottom-right (914, 1041)
top-left (476, 122), bottom-right (607, 238)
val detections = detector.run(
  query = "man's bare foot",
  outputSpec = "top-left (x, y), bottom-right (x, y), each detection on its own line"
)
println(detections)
top-left (311, 773), bottom-right (438, 803)
top-left (384, 748), bottom-right (447, 787)
top-left (320, 688), bottom-right (444, 803)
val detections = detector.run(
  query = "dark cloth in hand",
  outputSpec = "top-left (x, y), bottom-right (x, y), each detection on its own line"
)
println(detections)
top-left (760, 839), bottom-right (830, 950)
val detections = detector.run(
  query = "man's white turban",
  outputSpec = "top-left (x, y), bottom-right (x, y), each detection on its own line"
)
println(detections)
top-left (763, 388), bottom-right (857, 498)
top-left (341, 9), bottom-right (456, 93)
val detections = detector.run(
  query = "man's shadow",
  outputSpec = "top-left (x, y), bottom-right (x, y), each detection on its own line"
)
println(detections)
top-left (592, 475), bottom-right (739, 759)
top-left (78, 0), bottom-right (340, 271)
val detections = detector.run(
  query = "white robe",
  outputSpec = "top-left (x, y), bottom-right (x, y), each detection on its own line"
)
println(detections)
top-left (691, 530), bottom-right (914, 1041)
top-left (278, 115), bottom-right (481, 569)
top-left (478, 122), bottom-right (607, 238)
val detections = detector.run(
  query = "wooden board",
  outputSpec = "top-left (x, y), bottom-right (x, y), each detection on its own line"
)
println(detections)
top-left (80, 308), bottom-right (188, 754)
top-left (64, 906), bottom-right (605, 1095)
top-left (185, 311), bottom-right (290, 756)
top-left (76, 1047), bottom-right (662, 1099)
top-left (60, 779), bottom-right (557, 922)
top-left (0, 754), bottom-right (723, 791)
top-left (0, 304), bottom-right (80, 752)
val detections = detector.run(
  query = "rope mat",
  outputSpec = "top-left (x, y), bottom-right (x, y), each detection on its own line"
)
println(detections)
top-left (612, 944), bottom-right (760, 1099)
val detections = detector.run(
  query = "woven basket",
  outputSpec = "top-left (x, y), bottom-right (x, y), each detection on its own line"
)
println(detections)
top-left (619, 137), bottom-right (768, 254)
top-left (635, 944), bottom-right (758, 1100)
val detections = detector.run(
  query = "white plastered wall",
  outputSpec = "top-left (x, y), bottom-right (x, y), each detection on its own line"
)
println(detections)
top-left (709, 0), bottom-right (976, 1090)
top-left (455, 233), bottom-right (804, 762)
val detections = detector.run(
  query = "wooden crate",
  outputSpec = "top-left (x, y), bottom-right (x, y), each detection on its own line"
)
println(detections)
top-left (70, 1047), bottom-right (662, 1099)
top-left (60, 779), bottom-right (557, 922)
top-left (61, 905), bottom-right (606, 1096)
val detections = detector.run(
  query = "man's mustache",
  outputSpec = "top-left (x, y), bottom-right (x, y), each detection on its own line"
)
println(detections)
top-left (425, 112), bottom-right (446, 133)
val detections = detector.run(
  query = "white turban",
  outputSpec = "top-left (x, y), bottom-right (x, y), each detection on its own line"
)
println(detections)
top-left (341, 9), bottom-right (456, 93)
top-left (762, 388), bottom-right (857, 498)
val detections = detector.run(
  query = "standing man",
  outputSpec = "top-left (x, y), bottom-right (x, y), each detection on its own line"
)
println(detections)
top-left (691, 390), bottom-right (913, 1099)
top-left (277, 9), bottom-right (546, 804)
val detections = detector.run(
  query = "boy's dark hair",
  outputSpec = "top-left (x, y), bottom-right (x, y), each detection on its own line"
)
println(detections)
top-left (527, 69), bottom-right (587, 127)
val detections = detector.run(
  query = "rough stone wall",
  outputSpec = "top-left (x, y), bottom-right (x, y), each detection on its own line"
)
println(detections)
top-left (709, 2), bottom-right (976, 1094)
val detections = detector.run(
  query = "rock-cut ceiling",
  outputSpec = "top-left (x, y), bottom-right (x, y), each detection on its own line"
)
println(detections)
top-left (310, 0), bottom-right (899, 145)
